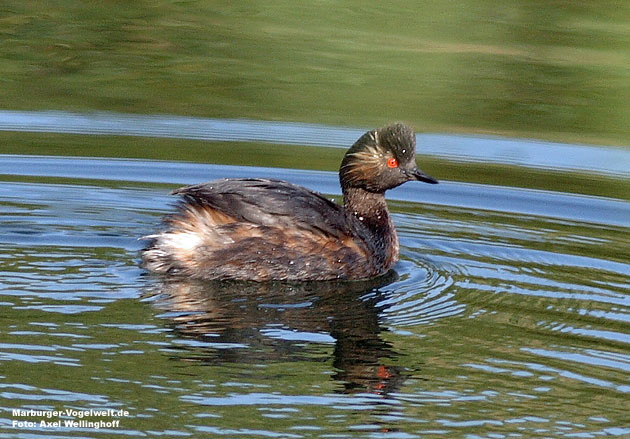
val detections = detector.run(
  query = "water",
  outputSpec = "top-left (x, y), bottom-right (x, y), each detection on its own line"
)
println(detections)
top-left (1, 1), bottom-right (629, 436)
top-left (2, 1), bottom-right (629, 146)
top-left (1, 110), bottom-right (629, 177)
top-left (1, 124), bottom-right (629, 437)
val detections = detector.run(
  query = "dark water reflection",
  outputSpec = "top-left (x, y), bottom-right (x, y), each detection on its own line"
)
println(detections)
top-left (144, 273), bottom-right (405, 395)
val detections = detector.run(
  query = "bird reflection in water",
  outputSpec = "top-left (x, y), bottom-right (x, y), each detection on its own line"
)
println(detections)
top-left (143, 271), bottom-right (407, 395)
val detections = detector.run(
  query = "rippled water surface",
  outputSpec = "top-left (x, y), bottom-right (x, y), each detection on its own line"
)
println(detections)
top-left (1, 122), bottom-right (628, 437)
top-left (2, 2), bottom-right (630, 435)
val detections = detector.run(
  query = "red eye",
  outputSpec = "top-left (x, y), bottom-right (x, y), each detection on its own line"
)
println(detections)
top-left (387, 157), bottom-right (398, 168)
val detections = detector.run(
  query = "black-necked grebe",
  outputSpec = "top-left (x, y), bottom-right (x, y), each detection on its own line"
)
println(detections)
top-left (141, 123), bottom-right (438, 281)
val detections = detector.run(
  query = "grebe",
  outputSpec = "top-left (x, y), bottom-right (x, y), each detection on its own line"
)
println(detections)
top-left (141, 123), bottom-right (437, 281)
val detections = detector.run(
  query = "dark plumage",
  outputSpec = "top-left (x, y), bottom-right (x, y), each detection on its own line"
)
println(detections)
top-left (141, 123), bottom-right (438, 281)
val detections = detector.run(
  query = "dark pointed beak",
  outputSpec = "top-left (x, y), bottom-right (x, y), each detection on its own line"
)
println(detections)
top-left (410, 167), bottom-right (439, 184)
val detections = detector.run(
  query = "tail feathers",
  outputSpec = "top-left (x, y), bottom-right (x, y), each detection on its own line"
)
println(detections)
top-left (141, 230), bottom-right (204, 274)
top-left (141, 202), bottom-right (238, 275)
top-left (141, 237), bottom-right (180, 274)
top-left (141, 245), bottom-right (177, 274)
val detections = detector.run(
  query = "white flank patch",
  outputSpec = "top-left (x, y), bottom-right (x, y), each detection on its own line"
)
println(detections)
top-left (164, 231), bottom-right (203, 251)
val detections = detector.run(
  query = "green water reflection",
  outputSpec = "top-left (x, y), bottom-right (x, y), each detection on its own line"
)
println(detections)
top-left (2, 131), bottom-right (628, 199)
top-left (1, 0), bottom-right (628, 146)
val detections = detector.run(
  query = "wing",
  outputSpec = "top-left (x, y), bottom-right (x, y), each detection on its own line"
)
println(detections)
top-left (143, 178), bottom-right (383, 280)
top-left (170, 178), bottom-right (353, 238)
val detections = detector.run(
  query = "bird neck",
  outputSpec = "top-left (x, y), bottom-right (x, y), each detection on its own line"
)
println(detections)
top-left (342, 187), bottom-right (391, 230)
top-left (342, 187), bottom-right (399, 272)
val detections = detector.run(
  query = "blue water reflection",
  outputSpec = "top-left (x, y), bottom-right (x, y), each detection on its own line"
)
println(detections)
top-left (1, 110), bottom-right (628, 175)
